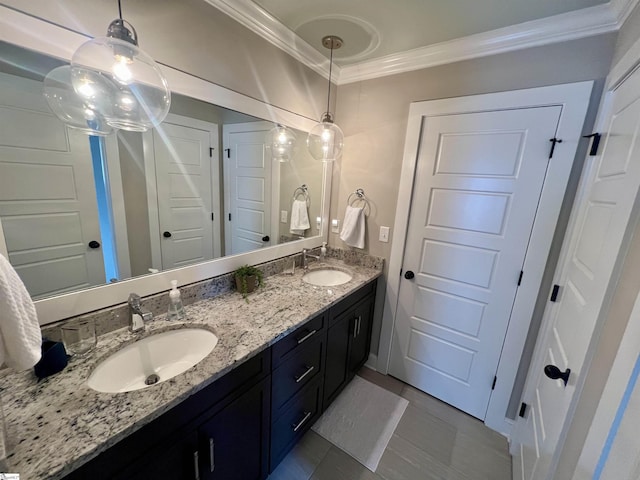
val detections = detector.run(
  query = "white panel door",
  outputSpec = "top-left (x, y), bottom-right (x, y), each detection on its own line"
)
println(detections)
top-left (389, 106), bottom-right (562, 419)
top-left (515, 65), bottom-right (640, 480)
top-left (153, 122), bottom-right (216, 270)
top-left (223, 122), bottom-right (272, 255)
top-left (0, 72), bottom-right (104, 298)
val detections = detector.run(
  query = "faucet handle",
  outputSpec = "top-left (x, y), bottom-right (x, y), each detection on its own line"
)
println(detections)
top-left (128, 293), bottom-right (141, 308)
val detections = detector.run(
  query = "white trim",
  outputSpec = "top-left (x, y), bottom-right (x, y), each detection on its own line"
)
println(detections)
top-left (338, 5), bottom-right (617, 84)
top-left (607, 27), bottom-right (640, 90)
top-left (0, 6), bottom-right (331, 325)
top-left (202, 0), bottom-right (337, 81)
top-left (0, 218), bottom-right (7, 258)
top-left (365, 353), bottom-right (378, 371)
top-left (202, 0), bottom-right (619, 85)
top-left (377, 83), bottom-right (594, 437)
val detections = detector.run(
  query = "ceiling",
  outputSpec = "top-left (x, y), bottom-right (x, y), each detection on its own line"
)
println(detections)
top-left (208, 0), bottom-right (634, 83)
top-left (252, 0), bottom-right (608, 65)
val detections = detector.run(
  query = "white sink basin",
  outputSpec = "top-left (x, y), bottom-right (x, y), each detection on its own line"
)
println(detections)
top-left (88, 328), bottom-right (218, 393)
top-left (303, 268), bottom-right (353, 286)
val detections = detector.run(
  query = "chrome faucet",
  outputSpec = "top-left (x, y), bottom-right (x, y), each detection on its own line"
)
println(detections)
top-left (302, 248), bottom-right (320, 271)
top-left (128, 293), bottom-right (152, 333)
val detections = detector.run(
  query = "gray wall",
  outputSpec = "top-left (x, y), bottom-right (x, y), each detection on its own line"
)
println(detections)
top-left (1, 0), bottom-right (329, 121)
top-left (332, 33), bottom-right (616, 422)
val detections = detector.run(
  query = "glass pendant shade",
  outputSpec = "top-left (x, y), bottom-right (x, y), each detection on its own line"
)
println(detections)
top-left (266, 124), bottom-right (296, 162)
top-left (70, 36), bottom-right (170, 132)
top-left (307, 117), bottom-right (344, 162)
top-left (43, 66), bottom-right (113, 136)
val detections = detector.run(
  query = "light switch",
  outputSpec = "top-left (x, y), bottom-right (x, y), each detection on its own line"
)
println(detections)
top-left (379, 226), bottom-right (390, 242)
top-left (280, 210), bottom-right (288, 223)
top-left (331, 219), bottom-right (340, 233)
top-left (316, 216), bottom-right (322, 231)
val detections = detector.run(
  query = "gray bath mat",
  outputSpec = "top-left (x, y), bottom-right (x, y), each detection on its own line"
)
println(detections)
top-left (312, 375), bottom-right (409, 471)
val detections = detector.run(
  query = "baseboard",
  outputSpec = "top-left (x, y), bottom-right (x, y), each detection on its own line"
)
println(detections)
top-left (365, 353), bottom-right (378, 371)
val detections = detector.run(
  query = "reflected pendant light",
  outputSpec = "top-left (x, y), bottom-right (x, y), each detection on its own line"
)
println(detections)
top-left (43, 66), bottom-right (113, 136)
top-left (266, 124), bottom-right (296, 162)
top-left (307, 35), bottom-right (344, 162)
top-left (69, 0), bottom-right (170, 132)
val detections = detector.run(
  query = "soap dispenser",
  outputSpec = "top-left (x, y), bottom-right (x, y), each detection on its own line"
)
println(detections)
top-left (168, 280), bottom-right (186, 321)
top-left (320, 242), bottom-right (327, 262)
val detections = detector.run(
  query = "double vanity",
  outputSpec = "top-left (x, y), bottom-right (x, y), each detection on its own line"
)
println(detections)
top-left (0, 257), bottom-right (381, 479)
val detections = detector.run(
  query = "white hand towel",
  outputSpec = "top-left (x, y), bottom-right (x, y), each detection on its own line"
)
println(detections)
top-left (340, 206), bottom-right (366, 249)
top-left (290, 199), bottom-right (311, 236)
top-left (0, 254), bottom-right (41, 371)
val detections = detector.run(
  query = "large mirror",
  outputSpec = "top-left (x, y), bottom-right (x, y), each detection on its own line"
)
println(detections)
top-left (0, 38), bottom-right (328, 316)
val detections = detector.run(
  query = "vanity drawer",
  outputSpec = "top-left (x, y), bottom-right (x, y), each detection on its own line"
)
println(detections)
top-left (272, 333), bottom-right (324, 417)
top-left (272, 312), bottom-right (326, 367)
top-left (270, 376), bottom-right (323, 471)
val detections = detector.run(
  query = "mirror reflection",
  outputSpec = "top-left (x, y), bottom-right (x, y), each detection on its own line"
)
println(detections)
top-left (0, 42), bottom-right (324, 300)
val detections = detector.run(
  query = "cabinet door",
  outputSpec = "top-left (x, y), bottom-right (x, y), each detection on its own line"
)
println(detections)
top-left (199, 377), bottom-right (270, 480)
top-left (113, 431), bottom-right (199, 480)
top-left (323, 312), bottom-right (354, 408)
top-left (349, 294), bottom-right (375, 374)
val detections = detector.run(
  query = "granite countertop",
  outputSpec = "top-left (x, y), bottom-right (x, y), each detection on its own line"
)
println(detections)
top-left (0, 259), bottom-right (381, 479)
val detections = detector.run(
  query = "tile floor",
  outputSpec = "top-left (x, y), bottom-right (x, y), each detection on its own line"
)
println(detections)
top-left (268, 367), bottom-right (512, 480)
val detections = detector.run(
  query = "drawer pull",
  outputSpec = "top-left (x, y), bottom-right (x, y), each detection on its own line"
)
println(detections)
top-left (209, 438), bottom-right (215, 472)
top-left (296, 329), bottom-right (317, 345)
top-left (357, 316), bottom-right (362, 336)
top-left (193, 451), bottom-right (200, 480)
top-left (292, 411), bottom-right (312, 432)
top-left (294, 365), bottom-right (315, 383)
top-left (353, 318), bottom-right (358, 338)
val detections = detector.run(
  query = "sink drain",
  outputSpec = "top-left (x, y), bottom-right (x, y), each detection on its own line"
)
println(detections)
top-left (145, 374), bottom-right (160, 385)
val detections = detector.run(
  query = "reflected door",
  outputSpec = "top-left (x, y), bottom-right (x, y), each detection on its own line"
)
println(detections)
top-left (389, 106), bottom-right (562, 419)
top-left (0, 72), bottom-right (105, 298)
top-left (223, 122), bottom-right (273, 255)
top-left (151, 119), bottom-right (219, 270)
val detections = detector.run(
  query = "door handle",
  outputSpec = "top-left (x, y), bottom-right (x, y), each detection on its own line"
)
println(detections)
top-left (88, 240), bottom-right (101, 249)
top-left (292, 411), bottom-right (312, 432)
top-left (404, 270), bottom-right (415, 280)
top-left (262, 235), bottom-right (270, 242)
top-left (163, 231), bottom-right (172, 238)
top-left (544, 364), bottom-right (571, 386)
top-left (294, 365), bottom-right (315, 383)
top-left (295, 329), bottom-right (316, 345)
top-left (209, 438), bottom-right (215, 473)
top-left (193, 450), bottom-right (200, 480)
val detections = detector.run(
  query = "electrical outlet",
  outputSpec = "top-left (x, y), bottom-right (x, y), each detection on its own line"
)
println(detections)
top-left (280, 210), bottom-right (288, 223)
top-left (331, 219), bottom-right (340, 233)
top-left (379, 226), bottom-right (390, 242)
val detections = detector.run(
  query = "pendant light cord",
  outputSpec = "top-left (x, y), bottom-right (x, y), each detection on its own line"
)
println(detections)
top-left (326, 43), bottom-right (334, 118)
top-left (117, 0), bottom-right (123, 20)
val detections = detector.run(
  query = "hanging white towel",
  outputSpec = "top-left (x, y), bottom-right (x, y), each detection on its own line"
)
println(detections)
top-left (290, 199), bottom-right (310, 236)
top-left (340, 206), bottom-right (366, 249)
top-left (0, 254), bottom-right (41, 371)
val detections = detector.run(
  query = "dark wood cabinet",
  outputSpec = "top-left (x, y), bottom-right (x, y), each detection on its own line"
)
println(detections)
top-left (323, 282), bottom-right (376, 410)
top-left (63, 280), bottom-right (377, 480)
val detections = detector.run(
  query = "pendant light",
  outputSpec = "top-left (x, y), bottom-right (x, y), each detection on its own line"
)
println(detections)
top-left (69, 0), bottom-right (170, 132)
top-left (307, 35), bottom-right (344, 162)
top-left (266, 124), bottom-right (296, 162)
top-left (43, 66), bottom-right (113, 136)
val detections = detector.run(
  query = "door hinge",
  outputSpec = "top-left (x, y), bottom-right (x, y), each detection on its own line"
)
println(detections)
top-left (228, 213), bottom-right (231, 221)
top-left (400, 268), bottom-right (403, 277)
top-left (224, 148), bottom-right (230, 159)
top-left (582, 133), bottom-right (601, 156)
top-left (550, 284), bottom-right (560, 302)
top-left (519, 402), bottom-right (528, 418)
top-left (492, 376), bottom-right (497, 390)
top-left (211, 213), bottom-right (214, 221)
top-left (549, 137), bottom-right (563, 159)
top-left (209, 147), bottom-right (214, 157)
top-left (518, 270), bottom-right (524, 286)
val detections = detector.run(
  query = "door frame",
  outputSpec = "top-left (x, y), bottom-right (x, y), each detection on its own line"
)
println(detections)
top-left (377, 82), bottom-right (593, 434)
top-left (143, 113), bottom-right (222, 270)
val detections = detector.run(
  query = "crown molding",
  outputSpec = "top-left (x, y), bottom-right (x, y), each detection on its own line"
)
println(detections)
top-left (611, 0), bottom-right (640, 25)
top-left (203, 0), bottom-right (338, 81)
top-left (205, 0), bottom-right (622, 85)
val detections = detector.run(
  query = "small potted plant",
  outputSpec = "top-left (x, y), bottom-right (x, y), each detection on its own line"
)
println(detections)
top-left (234, 264), bottom-right (264, 301)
